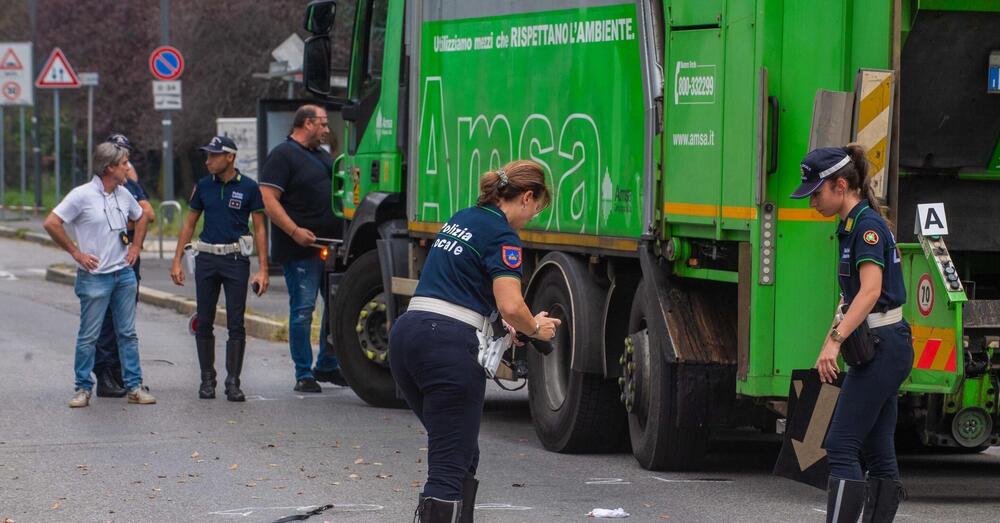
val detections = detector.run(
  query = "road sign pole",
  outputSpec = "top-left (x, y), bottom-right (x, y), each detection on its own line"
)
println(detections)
top-left (19, 106), bottom-right (26, 218)
top-left (1, 106), bottom-right (6, 220)
top-left (160, 0), bottom-right (174, 201)
top-left (70, 125), bottom-right (77, 188)
top-left (53, 88), bottom-right (60, 201)
top-left (31, 110), bottom-right (40, 212)
top-left (86, 84), bottom-right (93, 177)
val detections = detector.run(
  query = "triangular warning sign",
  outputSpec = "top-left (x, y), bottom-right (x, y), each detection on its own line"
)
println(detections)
top-left (0, 48), bottom-right (23, 70)
top-left (35, 47), bottom-right (80, 88)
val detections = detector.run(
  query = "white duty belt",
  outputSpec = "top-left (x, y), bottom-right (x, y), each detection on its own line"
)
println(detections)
top-left (867, 307), bottom-right (903, 329)
top-left (194, 240), bottom-right (241, 255)
top-left (407, 296), bottom-right (490, 331)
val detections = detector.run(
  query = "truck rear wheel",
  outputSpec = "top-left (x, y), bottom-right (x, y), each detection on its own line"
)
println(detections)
top-left (623, 283), bottom-right (708, 470)
top-left (527, 253), bottom-right (628, 453)
top-left (331, 250), bottom-right (406, 408)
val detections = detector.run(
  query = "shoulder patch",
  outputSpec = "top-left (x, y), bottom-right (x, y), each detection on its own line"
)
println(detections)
top-left (501, 245), bottom-right (522, 269)
top-left (862, 230), bottom-right (880, 245)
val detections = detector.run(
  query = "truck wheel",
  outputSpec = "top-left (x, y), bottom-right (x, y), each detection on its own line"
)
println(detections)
top-left (526, 254), bottom-right (628, 453)
top-left (623, 283), bottom-right (708, 470)
top-left (331, 250), bottom-right (406, 408)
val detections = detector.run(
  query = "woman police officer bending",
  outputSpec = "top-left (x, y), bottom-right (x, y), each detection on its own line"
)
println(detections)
top-left (389, 160), bottom-right (561, 522)
top-left (790, 145), bottom-right (912, 522)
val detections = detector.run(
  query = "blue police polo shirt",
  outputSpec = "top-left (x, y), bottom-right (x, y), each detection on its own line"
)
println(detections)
top-left (837, 201), bottom-right (906, 311)
top-left (189, 170), bottom-right (265, 245)
top-left (414, 204), bottom-right (524, 317)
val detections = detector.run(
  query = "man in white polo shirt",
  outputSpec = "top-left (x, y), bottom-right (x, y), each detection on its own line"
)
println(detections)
top-left (44, 142), bottom-right (156, 407)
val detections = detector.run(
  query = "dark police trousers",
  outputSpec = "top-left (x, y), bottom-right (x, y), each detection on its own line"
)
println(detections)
top-left (825, 320), bottom-right (913, 480)
top-left (195, 253), bottom-right (250, 341)
top-left (389, 311), bottom-right (486, 500)
top-left (94, 257), bottom-right (141, 372)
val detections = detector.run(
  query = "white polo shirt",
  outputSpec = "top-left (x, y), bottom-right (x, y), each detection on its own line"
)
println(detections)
top-left (53, 176), bottom-right (143, 274)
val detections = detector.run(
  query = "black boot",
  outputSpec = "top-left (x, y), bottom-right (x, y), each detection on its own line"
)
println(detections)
top-left (414, 495), bottom-right (461, 523)
top-left (827, 476), bottom-right (867, 523)
top-left (95, 366), bottom-right (127, 398)
top-left (460, 475), bottom-right (478, 522)
top-left (862, 477), bottom-right (905, 522)
top-left (196, 336), bottom-right (216, 399)
top-left (224, 339), bottom-right (246, 402)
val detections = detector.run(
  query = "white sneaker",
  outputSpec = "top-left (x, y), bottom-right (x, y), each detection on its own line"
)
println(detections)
top-left (127, 385), bottom-right (156, 404)
top-left (69, 389), bottom-right (91, 408)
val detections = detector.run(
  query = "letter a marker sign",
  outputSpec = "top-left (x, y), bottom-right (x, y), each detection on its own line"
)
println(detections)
top-left (35, 47), bottom-right (80, 89)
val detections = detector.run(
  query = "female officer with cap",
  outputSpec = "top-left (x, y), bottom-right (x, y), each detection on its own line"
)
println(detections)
top-left (390, 160), bottom-right (561, 522)
top-left (790, 145), bottom-right (911, 522)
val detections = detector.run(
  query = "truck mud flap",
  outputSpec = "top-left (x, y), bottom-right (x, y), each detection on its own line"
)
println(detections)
top-left (638, 248), bottom-right (737, 364)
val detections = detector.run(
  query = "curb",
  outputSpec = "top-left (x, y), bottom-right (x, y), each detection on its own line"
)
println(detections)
top-left (0, 225), bottom-right (59, 249)
top-left (45, 265), bottom-right (287, 342)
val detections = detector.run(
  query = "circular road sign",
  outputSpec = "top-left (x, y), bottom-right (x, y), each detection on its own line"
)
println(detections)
top-left (917, 273), bottom-right (934, 317)
top-left (2, 81), bottom-right (21, 101)
top-left (149, 46), bottom-right (185, 81)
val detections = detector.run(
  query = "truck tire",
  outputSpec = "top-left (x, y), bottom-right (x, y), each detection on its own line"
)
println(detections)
top-left (624, 283), bottom-right (708, 470)
top-left (331, 250), bottom-right (406, 408)
top-left (526, 254), bottom-right (628, 453)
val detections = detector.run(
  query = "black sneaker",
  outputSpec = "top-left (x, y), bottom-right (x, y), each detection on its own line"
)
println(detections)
top-left (294, 378), bottom-right (322, 393)
top-left (313, 368), bottom-right (348, 387)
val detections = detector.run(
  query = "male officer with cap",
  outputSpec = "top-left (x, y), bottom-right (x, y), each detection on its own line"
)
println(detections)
top-left (93, 133), bottom-right (156, 398)
top-left (170, 136), bottom-right (269, 401)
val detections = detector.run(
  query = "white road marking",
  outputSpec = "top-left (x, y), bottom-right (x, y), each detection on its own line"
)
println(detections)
top-left (0, 271), bottom-right (17, 280)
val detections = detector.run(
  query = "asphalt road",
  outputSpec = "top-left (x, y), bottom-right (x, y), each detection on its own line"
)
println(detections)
top-left (1, 237), bottom-right (998, 522)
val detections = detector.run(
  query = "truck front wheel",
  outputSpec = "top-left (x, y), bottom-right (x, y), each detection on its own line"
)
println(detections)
top-left (330, 250), bottom-right (406, 408)
top-left (526, 253), bottom-right (628, 453)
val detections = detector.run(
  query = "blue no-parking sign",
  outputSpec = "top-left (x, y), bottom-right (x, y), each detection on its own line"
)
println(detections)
top-left (149, 46), bottom-right (184, 81)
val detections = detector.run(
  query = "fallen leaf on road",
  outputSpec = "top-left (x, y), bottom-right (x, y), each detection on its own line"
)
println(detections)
top-left (376, 474), bottom-right (392, 479)
top-left (416, 458), bottom-right (422, 464)
top-left (658, 515), bottom-right (671, 520)
top-left (512, 483), bottom-right (525, 488)
top-left (76, 464), bottom-right (87, 469)
top-left (152, 488), bottom-right (161, 492)
top-left (190, 452), bottom-right (200, 459)
top-left (226, 420), bottom-right (237, 424)
top-left (418, 447), bottom-right (428, 452)
top-left (354, 458), bottom-right (366, 465)
top-left (348, 474), bottom-right (361, 480)
top-left (334, 441), bottom-right (341, 448)
top-left (229, 464), bottom-right (239, 470)
top-left (50, 503), bottom-right (60, 510)
top-left (196, 459), bottom-right (205, 463)
top-left (373, 462), bottom-right (383, 466)
top-left (4, 517), bottom-right (15, 522)
top-left (246, 482), bottom-right (256, 487)
top-left (411, 480), bottom-right (422, 487)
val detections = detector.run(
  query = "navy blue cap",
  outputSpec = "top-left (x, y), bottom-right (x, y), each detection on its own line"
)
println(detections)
top-left (105, 133), bottom-right (134, 151)
top-left (790, 147), bottom-right (852, 199)
top-left (199, 135), bottom-right (238, 154)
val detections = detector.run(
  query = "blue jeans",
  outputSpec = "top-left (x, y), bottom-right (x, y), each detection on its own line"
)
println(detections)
top-left (94, 257), bottom-right (141, 373)
top-left (73, 268), bottom-right (143, 391)
top-left (825, 321), bottom-right (913, 480)
top-left (283, 256), bottom-right (338, 380)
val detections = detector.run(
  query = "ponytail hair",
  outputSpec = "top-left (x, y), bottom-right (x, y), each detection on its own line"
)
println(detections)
top-left (842, 143), bottom-right (879, 210)
top-left (477, 159), bottom-right (551, 209)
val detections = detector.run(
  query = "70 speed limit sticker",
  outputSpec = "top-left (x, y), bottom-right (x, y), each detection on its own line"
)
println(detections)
top-left (917, 274), bottom-right (934, 317)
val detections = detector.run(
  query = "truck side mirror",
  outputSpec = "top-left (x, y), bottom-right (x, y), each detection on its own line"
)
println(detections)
top-left (303, 35), bottom-right (332, 96)
top-left (304, 0), bottom-right (337, 35)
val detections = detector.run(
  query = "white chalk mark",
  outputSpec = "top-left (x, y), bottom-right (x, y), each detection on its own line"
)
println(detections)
top-left (586, 477), bottom-right (632, 485)
top-left (475, 503), bottom-right (533, 511)
top-left (207, 504), bottom-right (383, 517)
top-left (649, 476), bottom-right (732, 483)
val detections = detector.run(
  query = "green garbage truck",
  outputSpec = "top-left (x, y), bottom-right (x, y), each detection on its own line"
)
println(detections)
top-left (298, 0), bottom-right (1000, 470)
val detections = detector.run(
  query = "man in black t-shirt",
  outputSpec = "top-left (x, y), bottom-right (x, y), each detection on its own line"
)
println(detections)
top-left (260, 104), bottom-right (346, 392)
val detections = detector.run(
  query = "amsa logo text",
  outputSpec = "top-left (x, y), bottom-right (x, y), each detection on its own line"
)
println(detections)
top-left (673, 61), bottom-right (716, 105)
